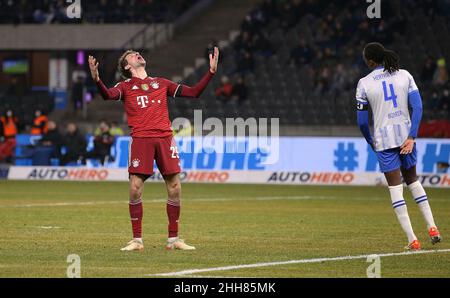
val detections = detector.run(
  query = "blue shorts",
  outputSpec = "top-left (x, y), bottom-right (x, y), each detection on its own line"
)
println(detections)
top-left (376, 145), bottom-right (417, 173)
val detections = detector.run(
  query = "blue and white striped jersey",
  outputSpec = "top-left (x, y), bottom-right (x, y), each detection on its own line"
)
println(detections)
top-left (356, 67), bottom-right (418, 151)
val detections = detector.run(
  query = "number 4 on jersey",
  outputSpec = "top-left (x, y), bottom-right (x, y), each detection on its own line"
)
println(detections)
top-left (382, 81), bottom-right (398, 108)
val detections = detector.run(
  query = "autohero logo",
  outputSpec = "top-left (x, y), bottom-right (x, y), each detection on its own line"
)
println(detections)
top-left (66, 0), bottom-right (82, 19)
top-left (268, 172), bottom-right (355, 184)
top-left (27, 168), bottom-right (109, 181)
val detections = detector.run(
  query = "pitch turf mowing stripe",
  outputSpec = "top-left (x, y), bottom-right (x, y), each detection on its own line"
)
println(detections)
top-left (0, 195), bottom-right (385, 208)
top-left (2, 195), bottom-right (450, 208)
top-left (147, 249), bottom-right (450, 277)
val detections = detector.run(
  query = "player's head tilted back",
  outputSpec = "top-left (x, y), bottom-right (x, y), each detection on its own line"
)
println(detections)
top-left (363, 42), bottom-right (399, 74)
top-left (118, 50), bottom-right (147, 79)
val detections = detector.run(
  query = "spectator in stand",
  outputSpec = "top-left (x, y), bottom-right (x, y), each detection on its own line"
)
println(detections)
top-left (290, 38), bottom-right (313, 66)
top-left (94, 119), bottom-right (109, 136)
top-left (30, 109), bottom-right (49, 135)
top-left (236, 51), bottom-right (255, 75)
top-left (314, 66), bottom-right (332, 96)
top-left (6, 77), bottom-right (26, 98)
top-left (330, 63), bottom-right (350, 96)
top-left (0, 0), bottom-right (198, 24)
top-left (252, 32), bottom-right (274, 57)
top-left (241, 14), bottom-right (259, 36)
top-left (427, 89), bottom-right (441, 111)
top-left (82, 121), bottom-right (115, 166)
top-left (440, 86), bottom-right (450, 113)
top-left (231, 76), bottom-right (248, 105)
top-left (71, 66), bottom-right (87, 115)
top-left (0, 109), bottom-right (19, 163)
top-left (279, 0), bottom-right (302, 32)
top-left (215, 76), bottom-right (233, 103)
top-left (38, 121), bottom-right (63, 152)
top-left (433, 58), bottom-right (449, 86)
top-left (60, 122), bottom-right (86, 166)
top-left (421, 56), bottom-right (436, 83)
top-left (234, 31), bottom-right (253, 54)
top-left (110, 121), bottom-right (125, 137)
top-left (32, 121), bottom-right (63, 166)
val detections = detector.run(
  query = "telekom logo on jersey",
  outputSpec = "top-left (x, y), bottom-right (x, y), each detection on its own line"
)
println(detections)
top-left (137, 96), bottom-right (161, 108)
top-left (137, 96), bottom-right (149, 108)
top-left (136, 95), bottom-right (161, 109)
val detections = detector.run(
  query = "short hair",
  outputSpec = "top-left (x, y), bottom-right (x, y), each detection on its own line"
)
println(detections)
top-left (118, 50), bottom-right (136, 79)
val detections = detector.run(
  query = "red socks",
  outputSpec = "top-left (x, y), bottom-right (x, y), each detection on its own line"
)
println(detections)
top-left (129, 200), bottom-right (180, 239)
top-left (129, 200), bottom-right (143, 238)
top-left (167, 202), bottom-right (180, 238)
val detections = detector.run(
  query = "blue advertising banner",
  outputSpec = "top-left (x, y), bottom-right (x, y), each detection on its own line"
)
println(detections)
top-left (109, 137), bottom-right (450, 173)
top-left (14, 135), bottom-right (450, 174)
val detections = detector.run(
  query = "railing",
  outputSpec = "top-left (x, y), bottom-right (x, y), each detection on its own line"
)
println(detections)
top-left (102, 23), bottom-right (173, 83)
top-left (102, 0), bottom-right (217, 83)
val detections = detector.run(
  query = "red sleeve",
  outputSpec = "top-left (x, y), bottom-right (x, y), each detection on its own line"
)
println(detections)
top-left (179, 70), bottom-right (214, 98)
top-left (162, 70), bottom-right (214, 99)
top-left (95, 79), bottom-right (124, 101)
top-left (162, 79), bottom-right (182, 98)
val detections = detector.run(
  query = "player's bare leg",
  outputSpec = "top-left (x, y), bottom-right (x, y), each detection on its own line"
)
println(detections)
top-left (121, 174), bottom-right (146, 251)
top-left (384, 169), bottom-right (420, 250)
top-left (164, 173), bottom-right (195, 250)
top-left (402, 166), bottom-right (441, 245)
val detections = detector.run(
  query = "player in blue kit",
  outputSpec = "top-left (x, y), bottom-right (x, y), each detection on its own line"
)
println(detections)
top-left (356, 42), bottom-right (441, 250)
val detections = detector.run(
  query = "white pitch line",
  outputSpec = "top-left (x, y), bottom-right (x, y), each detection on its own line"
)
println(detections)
top-left (147, 249), bottom-right (450, 277)
top-left (7, 201), bottom-right (129, 208)
top-left (184, 275), bottom-right (250, 279)
top-left (0, 195), bottom-right (338, 208)
top-left (36, 226), bottom-right (61, 229)
top-left (2, 195), bottom-right (447, 208)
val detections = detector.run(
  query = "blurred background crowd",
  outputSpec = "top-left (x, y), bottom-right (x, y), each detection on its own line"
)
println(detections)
top-left (1, 0), bottom-right (450, 165)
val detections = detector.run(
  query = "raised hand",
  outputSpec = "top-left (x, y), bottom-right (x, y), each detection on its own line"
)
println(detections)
top-left (88, 55), bottom-right (100, 82)
top-left (209, 47), bottom-right (219, 74)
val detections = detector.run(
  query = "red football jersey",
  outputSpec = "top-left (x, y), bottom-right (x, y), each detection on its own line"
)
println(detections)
top-left (96, 70), bottom-right (214, 137)
top-left (110, 77), bottom-right (179, 138)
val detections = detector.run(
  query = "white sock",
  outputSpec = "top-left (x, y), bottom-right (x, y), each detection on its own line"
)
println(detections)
top-left (168, 237), bottom-right (179, 243)
top-left (134, 238), bottom-right (143, 243)
top-left (408, 181), bottom-right (436, 229)
top-left (389, 184), bottom-right (417, 243)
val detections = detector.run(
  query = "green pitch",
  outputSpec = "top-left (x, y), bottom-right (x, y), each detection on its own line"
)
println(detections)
top-left (0, 180), bottom-right (449, 278)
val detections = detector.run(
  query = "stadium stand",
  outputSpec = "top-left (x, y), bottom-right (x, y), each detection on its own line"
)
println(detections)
top-left (0, 0), bottom-right (199, 24)
top-left (1, 0), bottom-right (450, 139)
top-left (175, 0), bottom-right (450, 127)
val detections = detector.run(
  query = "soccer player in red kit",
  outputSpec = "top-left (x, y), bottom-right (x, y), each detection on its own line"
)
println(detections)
top-left (88, 47), bottom-right (219, 251)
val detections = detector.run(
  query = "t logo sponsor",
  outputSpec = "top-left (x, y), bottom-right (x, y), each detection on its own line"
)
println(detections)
top-left (137, 96), bottom-right (149, 108)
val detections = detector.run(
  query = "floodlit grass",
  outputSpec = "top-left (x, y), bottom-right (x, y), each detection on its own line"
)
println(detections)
top-left (0, 181), bottom-right (449, 278)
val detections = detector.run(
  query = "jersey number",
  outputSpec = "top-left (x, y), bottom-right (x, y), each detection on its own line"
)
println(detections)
top-left (382, 81), bottom-right (398, 108)
top-left (170, 146), bottom-right (179, 159)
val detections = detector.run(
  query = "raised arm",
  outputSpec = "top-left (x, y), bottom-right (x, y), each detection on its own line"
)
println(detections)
top-left (89, 55), bottom-right (123, 101)
top-left (168, 47), bottom-right (219, 99)
top-left (178, 70), bottom-right (215, 98)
